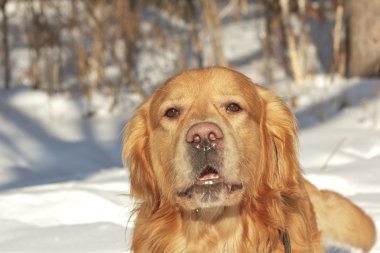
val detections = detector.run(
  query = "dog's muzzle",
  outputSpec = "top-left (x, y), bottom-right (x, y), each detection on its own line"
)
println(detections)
top-left (176, 122), bottom-right (243, 202)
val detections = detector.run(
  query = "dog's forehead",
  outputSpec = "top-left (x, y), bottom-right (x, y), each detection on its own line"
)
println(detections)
top-left (156, 68), bottom-right (252, 99)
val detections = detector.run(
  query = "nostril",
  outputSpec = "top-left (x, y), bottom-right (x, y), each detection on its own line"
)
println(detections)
top-left (186, 122), bottom-right (224, 143)
top-left (193, 135), bottom-right (201, 143)
top-left (209, 133), bottom-right (217, 141)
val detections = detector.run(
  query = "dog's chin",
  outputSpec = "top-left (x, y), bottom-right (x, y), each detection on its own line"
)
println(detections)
top-left (175, 181), bottom-right (244, 210)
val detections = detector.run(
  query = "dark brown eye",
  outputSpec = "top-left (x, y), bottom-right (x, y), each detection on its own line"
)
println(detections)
top-left (165, 108), bottom-right (180, 118)
top-left (226, 103), bottom-right (241, 112)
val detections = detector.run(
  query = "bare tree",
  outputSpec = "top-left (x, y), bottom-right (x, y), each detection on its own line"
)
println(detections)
top-left (184, 0), bottom-right (204, 68)
top-left (328, 0), bottom-right (346, 77)
top-left (347, 0), bottom-right (380, 77)
top-left (202, 0), bottom-right (228, 67)
top-left (279, 0), bottom-right (304, 85)
top-left (114, 0), bottom-right (143, 95)
top-left (259, 0), bottom-right (302, 83)
top-left (0, 0), bottom-right (10, 89)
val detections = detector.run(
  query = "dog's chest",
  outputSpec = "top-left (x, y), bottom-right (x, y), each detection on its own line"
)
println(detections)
top-left (178, 219), bottom-right (244, 253)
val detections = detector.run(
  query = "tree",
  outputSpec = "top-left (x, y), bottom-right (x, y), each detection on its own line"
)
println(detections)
top-left (202, 0), bottom-right (228, 67)
top-left (347, 0), bottom-right (380, 77)
top-left (0, 0), bottom-right (10, 89)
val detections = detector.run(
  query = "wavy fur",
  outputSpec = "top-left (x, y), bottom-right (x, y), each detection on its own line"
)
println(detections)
top-left (122, 67), bottom-right (375, 253)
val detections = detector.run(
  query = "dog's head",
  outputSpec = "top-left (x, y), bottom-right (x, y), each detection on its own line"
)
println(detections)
top-left (123, 67), bottom-right (299, 213)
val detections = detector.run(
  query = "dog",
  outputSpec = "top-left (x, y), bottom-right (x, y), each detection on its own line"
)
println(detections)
top-left (122, 67), bottom-right (376, 252)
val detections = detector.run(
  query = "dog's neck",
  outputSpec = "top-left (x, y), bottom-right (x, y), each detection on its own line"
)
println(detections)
top-left (180, 205), bottom-right (243, 251)
top-left (182, 205), bottom-right (233, 222)
top-left (134, 201), bottom-right (286, 252)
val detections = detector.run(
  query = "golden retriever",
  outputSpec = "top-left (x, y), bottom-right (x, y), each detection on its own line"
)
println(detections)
top-left (122, 67), bottom-right (376, 252)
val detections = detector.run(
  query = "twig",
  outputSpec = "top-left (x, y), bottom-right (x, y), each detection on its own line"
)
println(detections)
top-left (321, 137), bottom-right (347, 171)
top-left (219, 0), bottom-right (239, 20)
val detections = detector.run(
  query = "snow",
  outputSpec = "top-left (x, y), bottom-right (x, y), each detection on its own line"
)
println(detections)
top-left (1, 80), bottom-right (379, 253)
top-left (0, 87), bottom-right (136, 252)
top-left (298, 95), bottom-right (380, 252)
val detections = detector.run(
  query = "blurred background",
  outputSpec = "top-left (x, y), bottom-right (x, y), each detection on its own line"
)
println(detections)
top-left (0, 1), bottom-right (379, 252)
top-left (1, 0), bottom-right (379, 114)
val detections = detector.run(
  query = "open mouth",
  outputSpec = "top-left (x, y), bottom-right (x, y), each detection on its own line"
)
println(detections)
top-left (196, 166), bottom-right (223, 185)
top-left (177, 166), bottom-right (243, 198)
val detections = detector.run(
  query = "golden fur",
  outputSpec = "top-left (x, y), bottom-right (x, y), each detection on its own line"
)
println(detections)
top-left (122, 67), bottom-right (376, 252)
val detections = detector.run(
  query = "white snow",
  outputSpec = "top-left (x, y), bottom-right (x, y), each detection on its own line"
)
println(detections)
top-left (0, 87), bottom-right (136, 252)
top-left (1, 78), bottom-right (379, 253)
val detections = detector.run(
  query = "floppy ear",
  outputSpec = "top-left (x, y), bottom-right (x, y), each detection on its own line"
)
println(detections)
top-left (256, 86), bottom-right (301, 189)
top-left (122, 101), bottom-right (159, 211)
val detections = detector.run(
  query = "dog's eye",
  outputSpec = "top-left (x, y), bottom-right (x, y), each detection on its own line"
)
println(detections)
top-left (165, 108), bottom-right (180, 118)
top-left (226, 103), bottom-right (241, 112)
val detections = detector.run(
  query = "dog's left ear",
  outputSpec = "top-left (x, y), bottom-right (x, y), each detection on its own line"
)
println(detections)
top-left (256, 86), bottom-right (301, 188)
top-left (122, 100), bottom-right (160, 211)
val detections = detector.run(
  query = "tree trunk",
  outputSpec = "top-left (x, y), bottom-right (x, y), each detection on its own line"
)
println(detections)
top-left (280, 0), bottom-right (303, 85)
top-left (329, 0), bottom-right (344, 76)
top-left (1, 0), bottom-right (10, 89)
top-left (202, 0), bottom-right (228, 67)
top-left (188, 0), bottom-right (203, 68)
top-left (348, 0), bottom-right (380, 77)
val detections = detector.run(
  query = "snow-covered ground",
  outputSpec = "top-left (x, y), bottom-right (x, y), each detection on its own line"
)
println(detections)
top-left (0, 78), bottom-right (379, 252)
top-left (0, 88), bottom-right (137, 252)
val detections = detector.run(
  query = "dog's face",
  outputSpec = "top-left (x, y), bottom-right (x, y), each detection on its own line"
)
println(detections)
top-left (123, 67), bottom-right (298, 212)
top-left (148, 68), bottom-right (264, 210)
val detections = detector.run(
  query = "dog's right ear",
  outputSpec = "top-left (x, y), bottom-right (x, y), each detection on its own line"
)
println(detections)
top-left (122, 100), bottom-right (159, 211)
